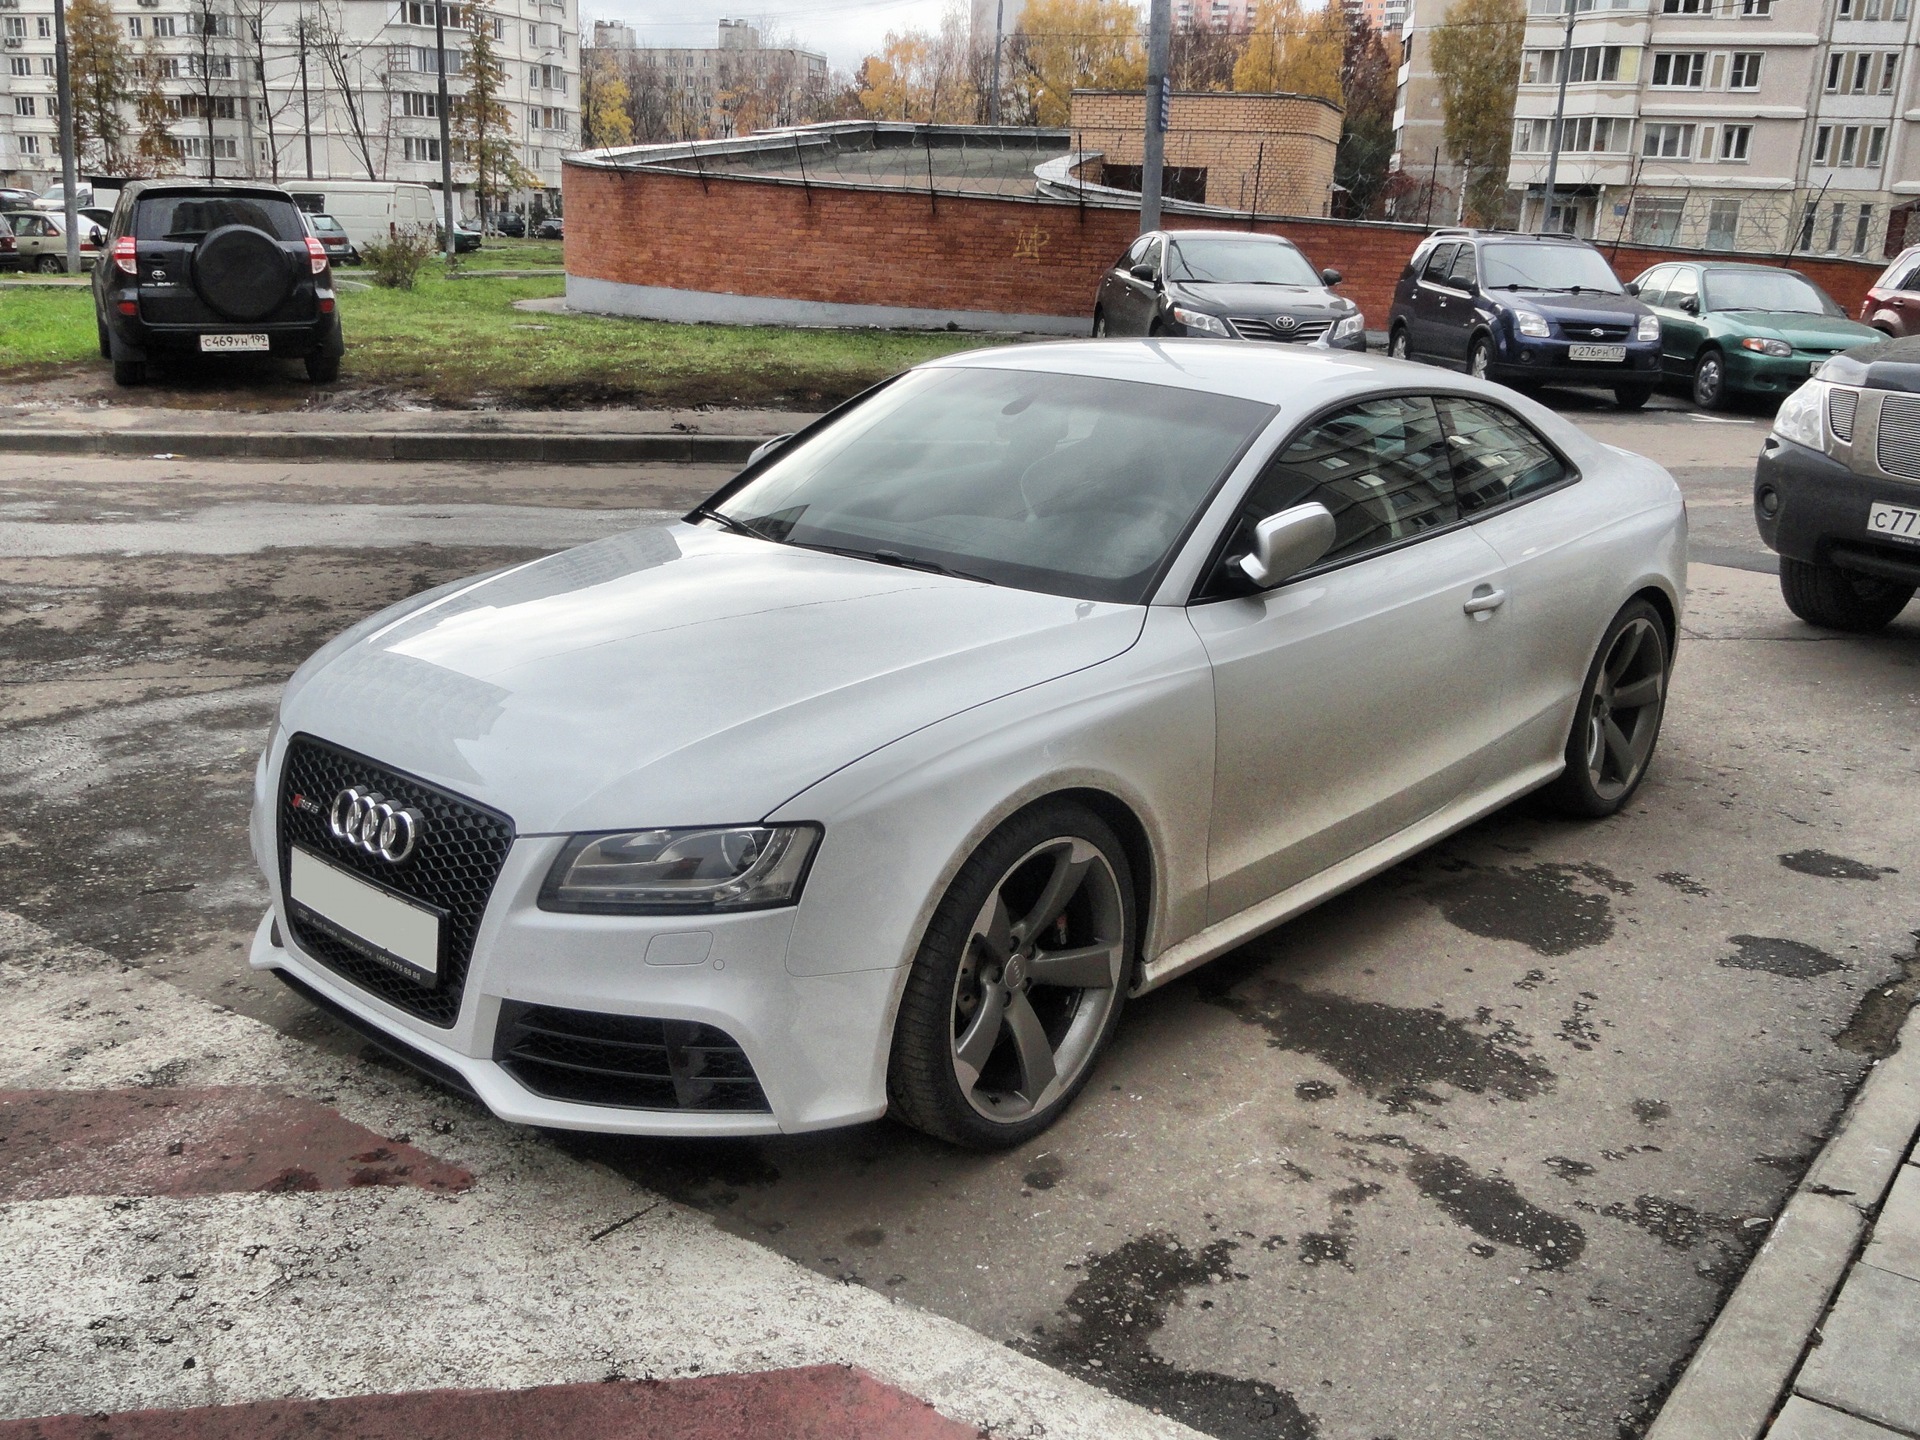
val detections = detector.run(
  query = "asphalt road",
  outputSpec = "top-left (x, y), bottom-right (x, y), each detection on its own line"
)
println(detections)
top-left (3, 402), bottom-right (1918, 1440)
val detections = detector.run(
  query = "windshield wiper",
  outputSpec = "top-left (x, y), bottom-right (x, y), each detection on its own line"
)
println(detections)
top-left (792, 540), bottom-right (995, 585)
top-left (690, 505), bottom-right (767, 540)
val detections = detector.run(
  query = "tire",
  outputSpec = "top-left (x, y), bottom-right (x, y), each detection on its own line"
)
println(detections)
top-left (1092, 309), bottom-right (1107, 338)
top-left (304, 351), bottom-right (341, 384)
top-left (1691, 349), bottom-right (1727, 409)
top-left (1147, 318), bottom-right (1166, 338)
top-left (1468, 334), bottom-right (1493, 380)
top-left (1615, 384), bottom-right (1654, 410)
top-left (111, 359), bottom-right (144, 386)
top-left (1779, 556), bottom-right (1914, 632)
top-left (1542, 598), bottom-right (1671, 818)
top-left (1388, 325), bottom-right (1411, 360)
top-left (35, 254), bottom-right (64, 274)
top-left (887, 801), bottom-right (1135, 1150)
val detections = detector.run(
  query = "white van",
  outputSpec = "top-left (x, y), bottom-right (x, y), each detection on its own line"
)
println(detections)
top-left (287, 181), bottom-right (438, 256)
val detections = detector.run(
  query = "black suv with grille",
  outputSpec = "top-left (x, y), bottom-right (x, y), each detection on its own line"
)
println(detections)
top-left (1755, 336), bottom-right (1920, 631)
top-left (92, 179), bottom-right (344, 386)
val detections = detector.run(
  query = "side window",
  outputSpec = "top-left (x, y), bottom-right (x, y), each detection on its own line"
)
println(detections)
top-left (1446, 246), bottom-right (1479, 289)
top-left (1666, 267), bottom-right (1699, 310)
top-left (1436, 397), bottom-right (1570, 513)
top-left (1222, 397), bottom-right (1459, 577)
top-left (1122, 236), bottom-right (1152, 269)
top-left (1144, 237), bottom-right (1164, 277)
top-left (1421, 243), bottom-right (1459, 283)
top-left (1636, 266), bottom-right (1672, 308)
top-left (1895, 263), bottom-right (1920, 294)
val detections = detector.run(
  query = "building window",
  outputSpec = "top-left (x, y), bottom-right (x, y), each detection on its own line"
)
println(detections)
top-left (1729, 52), bottom-right (1762, 88)
top-left (404, 136), bottom-right (442, 162)
top-left (1708, 198), bottom-right (1741, 248)
top-left (1524, 44), bottom-right (1622, 83)
top-left (1868, 125), bottom-right (1888, 165)
top-left (153, 16), bottom-right (175, 36)
top-left (1853, 52), bottom-right (1872, 91)
top-left (1633, 197), bottom-right (1686, 244)
top-left (1740, 0), bottom-right (1771, 13)
top-left (1652, 52), bottom-right (1706, 88)
top-left (410, 45), bottom-right (462, 74)
top-left (1826, 52), bottom-right (1843, 91)
top-left (1881, 54), bottom-right (1898, 93)
top-left (402, 3), bottom-right (462, 26)
top-left (1643, 123), bottom-right (1696, 158)
top-left (1721, 124), bottom-right (1751, 159)
top-left (40, 56), bottom-right (52, 74)
top-left (2, 18), bottom-right (23, 39)
top-left (196, 12), bottom-right (229, 36)
top-left (491, 16), bottom-right (503, 38)
top-left (127, 16), bottom-right (142, 36)
top-left (1814, 125), bottom-right (1832, 163)
top-left (171, 136), bottom-right (239, 160)
top-left (1838, 0), bottom-right (1852, 14)
top-left (533, 63), bottom-right (565, 91)
top-left (1839, 125), bottom-right (1861, 165)
top-left (13, 97), bottom-right (35, 117)
top-left (401, 91), bottom-right (439, 117)
top-left (1855, 203), bottom-right (1873, 254)
top-left (18, 134), bottom-right (39, 155)
top-left (186, 55), bottom-right (233, 78)
top-left (1660, 0), bottom-right (1708, 12)
top-left (7, 57), bottom-right (27, 77)
top-left (36, 15), bottom-right (51, 36)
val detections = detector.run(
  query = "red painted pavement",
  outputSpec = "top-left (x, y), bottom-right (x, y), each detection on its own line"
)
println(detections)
top-left (0, 1366), bottom-right (984, 1439)
top-left (0, 1087), bottom-right (472, 1200)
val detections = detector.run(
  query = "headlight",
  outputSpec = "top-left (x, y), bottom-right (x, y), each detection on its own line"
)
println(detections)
top-left (1514, 310), bottom-right (1550, 339)
top-left (1328, 311), bottom-right (1365, 341)
top-left (1741, 336), bottom-right (1793, 357)
top-left (1636, 314), bottom-right (1662, 342)
top-left (1170, 306), bottom-right (1232, 338)
top-left (1771, 379), bottom-right (1828, 450)
top-left (539, 824), bottom-right (822, 914)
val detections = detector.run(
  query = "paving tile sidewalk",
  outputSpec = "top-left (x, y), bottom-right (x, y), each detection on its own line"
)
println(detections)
top-left (1648, 999), bottom-right (1920, 1440)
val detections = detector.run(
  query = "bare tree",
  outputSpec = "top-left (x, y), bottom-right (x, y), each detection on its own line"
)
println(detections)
top-left (307, 3), bottom-right (382, 180)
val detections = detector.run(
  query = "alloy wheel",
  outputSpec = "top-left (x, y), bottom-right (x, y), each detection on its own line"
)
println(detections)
top-left (1469, 339), bottom-right (1492, 379)
top-left (1582, 616), bottom-right (1666, 802)
top-left (1693, 353), bottom-right (1724, 408)
top-left (1389, 329), bottom-right (1409, 360)
top-left (949, 836), bottom-right (1126, 1123)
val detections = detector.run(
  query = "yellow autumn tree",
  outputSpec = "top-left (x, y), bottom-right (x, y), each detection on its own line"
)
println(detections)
top-left (1232, 0), bottom-right (1342, 103)
top-left (855, 8), bottom-right (977, 122)
top-left (1010, 0), bottom-right (1145, 126)
top-left (581, 48), bottom-right (634, 149)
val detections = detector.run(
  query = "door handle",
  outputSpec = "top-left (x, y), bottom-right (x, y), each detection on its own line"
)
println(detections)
top-left (1463, 586), bottom-right (1508, 617)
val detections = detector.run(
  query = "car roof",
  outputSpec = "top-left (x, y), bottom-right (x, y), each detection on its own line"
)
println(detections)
top-left (1159, 229), bottom-right (1300, 246)
top-left (120, 179), bottom-right (297, 202)
top-left (924, 339), bottom-right (1480, 408)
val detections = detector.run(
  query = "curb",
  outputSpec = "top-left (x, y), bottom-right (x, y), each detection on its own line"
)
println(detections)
top-left (1644, 1003), bottom-right (1920, 1440)
top-left (0, 429), bottom-right (764, 464)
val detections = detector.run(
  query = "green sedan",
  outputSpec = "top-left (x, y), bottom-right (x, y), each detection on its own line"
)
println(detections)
top-left (1628, 261), bottom-right (1881, 409)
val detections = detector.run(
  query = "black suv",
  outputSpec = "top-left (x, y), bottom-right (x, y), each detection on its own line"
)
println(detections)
top-left (1386, 230), bottom-right (1662, 408)
top-left (1755, 336), bottom-right (1919, 631)
top-left (92, 180), bottom-right (344, 386)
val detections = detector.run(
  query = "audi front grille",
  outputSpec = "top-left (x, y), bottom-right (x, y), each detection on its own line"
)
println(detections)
top-left (277, 733), bottom-right (514, 1028)
top-left (1876, 392), bottom-right (1920, 481)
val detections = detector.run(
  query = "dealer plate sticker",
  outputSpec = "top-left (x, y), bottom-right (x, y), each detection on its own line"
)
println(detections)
top-left (1568, 344), bottom-right (1626, 363)
top-left (200, 333), bottom-right (269, 352)
top-left (1869, 501), bottom-right (1920, 545)
top-left (289, 846), bottom-right (440, 981)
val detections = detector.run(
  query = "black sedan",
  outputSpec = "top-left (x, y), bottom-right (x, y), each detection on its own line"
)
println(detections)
top-left (1092, 229), bottom-right (1365, 349)
top-left (535, 216), bottom-right (563, 240)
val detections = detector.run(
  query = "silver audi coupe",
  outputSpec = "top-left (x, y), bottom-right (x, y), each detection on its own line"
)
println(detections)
top-left (249, 342), bottom-right (1687, 1149)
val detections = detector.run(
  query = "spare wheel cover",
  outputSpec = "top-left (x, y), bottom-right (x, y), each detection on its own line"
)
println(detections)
top-left (192, 224), bottom-right (291, 322)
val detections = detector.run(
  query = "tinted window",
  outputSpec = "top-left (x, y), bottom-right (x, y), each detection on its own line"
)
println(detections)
top-left (1421, 243), bottom-right (1459, 282)
top-left (1635, 266), bottom-right (1672, 307)
top-left (1894, 265), bottom-right (1920, 294)
top-left (1665, 267), bottom-right (1699, 307)
top-left (712, 367), bottom-right (1273, 604)
top-left (1480, 243), bottom-right (1624, 294)
top-left (1122, 235), bottom-right (1152, 268)
top-left (310, 214), bottom-right (346, 235)
top-left (1435, 397), bottom-right (1569, 513)
top-left (1703, 269), bottom-right (1838, 315)
top-left (1446, 246), bottom-right (1479, 288)
top-left (1165, 236), bottom-right (1320, 286)
top-left (1223, 397), bottom-right (1457, 574)
top-left (133, 194), bottom-right (305, 241)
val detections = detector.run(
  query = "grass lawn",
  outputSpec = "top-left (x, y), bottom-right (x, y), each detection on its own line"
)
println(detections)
top-left (0, 271), bottom-right (1010, 408)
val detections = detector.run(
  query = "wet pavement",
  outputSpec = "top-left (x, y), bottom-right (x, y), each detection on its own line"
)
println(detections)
top-left (2, 414), bottom-right (1917, 1440)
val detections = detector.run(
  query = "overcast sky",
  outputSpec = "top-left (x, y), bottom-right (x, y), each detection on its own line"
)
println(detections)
top-left (586, 1), bottom-right (987, 73)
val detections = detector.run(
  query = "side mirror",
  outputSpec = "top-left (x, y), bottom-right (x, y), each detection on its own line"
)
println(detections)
top-left (746, 433), bottom-right (794, 467)
top-left (1623, 281), bottom-right (1641, 296)
top-left (1238, 503), bottom-right (1337, 589)
top-left (1321, 268), bottom-right (1343, 287)
top-left (1678, 295), bottom-right (1699, 315)
top-left (1131, 263), bottom-right (1158, 284)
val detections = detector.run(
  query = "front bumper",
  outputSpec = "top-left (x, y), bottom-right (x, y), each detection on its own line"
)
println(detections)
top-left (1754, 435), bottom-right (1920, 583)
top-left (1724, 348), bottom-right (1826, 396)
top-left (1489, 335), bottom-right (1661, 388)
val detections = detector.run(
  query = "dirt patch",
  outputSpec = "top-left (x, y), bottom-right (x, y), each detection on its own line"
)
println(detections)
top-left (1834, 934), bottom-right (1920, 1058)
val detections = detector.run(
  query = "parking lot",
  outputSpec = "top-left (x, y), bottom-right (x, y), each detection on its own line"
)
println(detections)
top-left (3, 389), bottom-right (1918, 1440)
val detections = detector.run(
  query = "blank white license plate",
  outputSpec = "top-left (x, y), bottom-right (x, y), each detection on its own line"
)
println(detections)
top-left (1868, 501), bottom-right (1920, 545)
top-left (200, 333), bottom-right (269, 352)
top-left (1568, 344), bottom-right (1626, 363)
top-left (288, 846), bottom-right (440, 982)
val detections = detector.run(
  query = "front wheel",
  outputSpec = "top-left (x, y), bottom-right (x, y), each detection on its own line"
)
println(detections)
top-left (888, 801), bottom-right (1134, 1150)
top-left (305, 352), bottom-right (341, 384)
top-left (1468, 335), bottom-right (1493, 380)
top-left (1543, 599), bottom-right (1671, 818)
top-left (1616, 384), bottom-right (1654, 410)
top-left (1691, 349), bottom-right (1726, 409)
top-left (1780, 557), bottom-right (1914, 632)
top-left (111, 359), bottom-right (144, 386)
top-left (1092, 309), bottom-right (1108, 338)
top-left (1389, 325), bottom-right (1411, 361)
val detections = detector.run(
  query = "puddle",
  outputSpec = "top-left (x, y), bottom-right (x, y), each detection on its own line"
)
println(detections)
top-left (1779, 850), bottom-right (1891, 881)
top-left (1720, 936), bottom-right (1845, 980)
top-left (1427, 863), bottom-right (1626, 955)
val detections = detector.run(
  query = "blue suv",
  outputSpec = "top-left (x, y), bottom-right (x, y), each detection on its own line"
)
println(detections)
top-left (1386, 230), bottom-right (1662, 409)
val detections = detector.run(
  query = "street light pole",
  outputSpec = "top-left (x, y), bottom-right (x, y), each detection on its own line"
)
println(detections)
top-left (1139, 0), bottom-right (1171, 234)
top-left (298, 12), bottom-right (314, 180)
top-left (51, 0), bottom-right (80, 272)
top-left (434, 0), bottom-right (455, 261)
top-left (1538, 0), bottom-right (1577, 233)
top-left (988, 0), bottom-right (1003, 126)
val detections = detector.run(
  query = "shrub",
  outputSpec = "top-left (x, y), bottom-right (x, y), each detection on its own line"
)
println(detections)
top-left (359, 225), bottom-right (439, 289)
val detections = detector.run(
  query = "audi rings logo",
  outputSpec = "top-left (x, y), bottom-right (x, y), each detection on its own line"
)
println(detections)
top-left (329, 788), bottom-right (424, 863)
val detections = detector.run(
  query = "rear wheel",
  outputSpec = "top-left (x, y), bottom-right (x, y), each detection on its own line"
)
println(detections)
top-left (1691, 349), bottom-right (1727, 409)
top-left (111, 359), bottom-right (144, 386)
top-left (1543, 599), bottom-right (1671, 818)
top-left (1389, 325), bottom-right (1411, 360)
top-left (1092, 309), bottom-right (1107, 338)
top-left (888, 801), bottom-right (1134, 1150)
top-left (1616, 384), bottom-right (1654, 410)
top-left (1780, 556), bottom-right (1914, 632)
top-left (305, 351), bottom-right (341, 384)
top-left (35, 254), bottom-right (63, 274)
top-left (96, 316), bottom-right (110, 359)
top-left (1468, 335), bottom-right (1493, 380)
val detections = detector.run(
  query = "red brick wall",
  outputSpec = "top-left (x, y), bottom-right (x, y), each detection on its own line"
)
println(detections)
top-left (564, 162), bottom-right (1888, 332)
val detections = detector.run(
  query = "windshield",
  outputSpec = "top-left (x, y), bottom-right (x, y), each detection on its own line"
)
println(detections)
top-left (133, 195), bottom-right (306, 242)
top-left (1165, 237), bottom-right (1321, 286)
top-left (709, 367), bottom-right (1272, 603)
top-left (311, 215), bottom-right (345, 234)
top-left (1480, 243), bottom-right (1624, 294)
top-left (1703, 269), bottom-right (1837, 316)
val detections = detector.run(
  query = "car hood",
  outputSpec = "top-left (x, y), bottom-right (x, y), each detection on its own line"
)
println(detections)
top-left (278, 524), bottom-right (1146, 834)
top-left (1166, 281), bottom-right (1347, 317)
top-left (1508, 290), bottom-right (1646, 326)
top-left (1710, 311), bottom-right (1880, 349)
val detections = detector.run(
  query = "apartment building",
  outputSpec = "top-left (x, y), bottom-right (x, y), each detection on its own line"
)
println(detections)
top-left (1506, 0), bottom-right (1920, 258)
top-left (1173, 0), bottom-right (1260, 29)
top-left (0, 0), bottom-right (578, 201)
top-left (586, 19), bottom-right (826, 139)
top-left (1391, 0), bottom-right (1468, 217)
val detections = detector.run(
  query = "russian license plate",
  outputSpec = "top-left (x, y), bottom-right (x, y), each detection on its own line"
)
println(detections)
top-left (288, 846), bottom-right (441, 982)
top-left (1868, 501), bottom-right (1920, 545)
top-left (1568, 344), bottom-right (1626, 363)
top-left (200, 333), bottom-right (269, 352)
